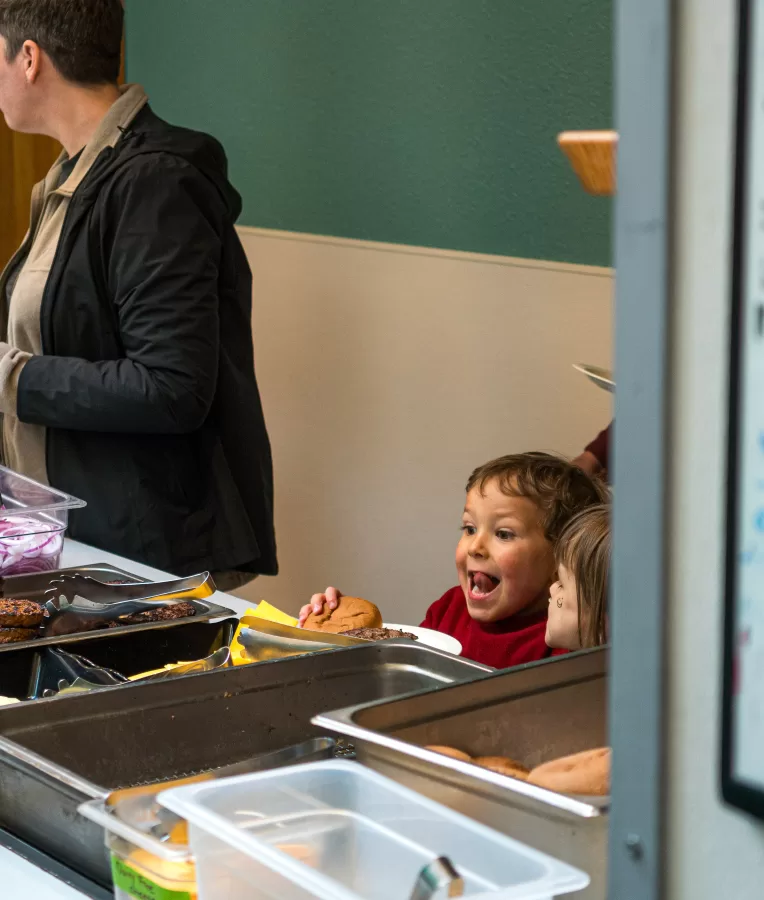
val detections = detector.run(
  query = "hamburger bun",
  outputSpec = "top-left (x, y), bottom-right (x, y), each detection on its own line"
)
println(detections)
top-left (527, 747), bottom-right (611, 796)
top-left (303, 596), bottom-right (382, 634)
top-left (424, 745), bottom-right (472, 762)
top-left (474, 756), bottom-right (530, 780)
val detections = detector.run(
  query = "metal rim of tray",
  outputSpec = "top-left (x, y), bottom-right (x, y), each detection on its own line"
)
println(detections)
top-left (312, 649), bottom-right (611, 819)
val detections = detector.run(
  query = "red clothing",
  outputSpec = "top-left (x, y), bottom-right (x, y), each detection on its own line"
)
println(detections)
top-left (585, 421), bottom-right (612, 475)
top-left (421, 586), bottom-right (566, 669)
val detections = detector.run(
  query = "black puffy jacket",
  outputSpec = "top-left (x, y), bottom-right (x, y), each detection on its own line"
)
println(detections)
top-left (17, 106), bottom-right (277, 577)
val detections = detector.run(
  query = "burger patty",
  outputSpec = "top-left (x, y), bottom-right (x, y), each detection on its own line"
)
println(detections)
top-left (0, 626), bottom-right (40, 644)
top-left (107, 600), bottom-right (197, 627)
top-left (341, 627), bottom-right (419, 642)
top-left (0, 599), bottom-right (45, 628)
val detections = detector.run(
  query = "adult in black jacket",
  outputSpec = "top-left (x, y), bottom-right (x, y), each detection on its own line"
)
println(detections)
top-left (0, 0), bottom-right (277, 582)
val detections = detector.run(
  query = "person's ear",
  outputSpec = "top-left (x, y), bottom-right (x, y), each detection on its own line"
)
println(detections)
top-left (21, 40), bottom-right (43, 85)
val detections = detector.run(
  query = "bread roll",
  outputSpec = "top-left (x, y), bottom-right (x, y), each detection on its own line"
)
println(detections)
top-left (474, 756), bottom-right (529, 779)
top-left (424, 745), bottom-right (472, 762)
top-left (278, 844), bottom-right (319, 868)
top-left (527, 747), bottom-right (611, 796)
top-left (303, 596), bottom-right (382, 634)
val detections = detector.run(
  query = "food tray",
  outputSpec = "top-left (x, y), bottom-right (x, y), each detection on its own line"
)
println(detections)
top-left (0, 641), bottom-right (492, 886)
top-left (0, 617), bottom-right (238, 702)
top-left (314, 648), bottom-right (608, 900)
top-left (0, 563), bottom-right (235, 654)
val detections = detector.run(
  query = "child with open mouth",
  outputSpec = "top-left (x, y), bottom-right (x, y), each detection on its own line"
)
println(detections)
top-left (300, 452), bottom-right (608, 668)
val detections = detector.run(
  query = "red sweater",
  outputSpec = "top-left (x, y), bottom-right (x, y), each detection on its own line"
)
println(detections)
top-left (585, 421), bottom-right (612, 476)
top-left (421, 586), bottom-right (565, 669)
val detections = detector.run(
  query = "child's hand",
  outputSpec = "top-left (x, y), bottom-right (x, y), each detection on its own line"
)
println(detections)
top-left (298, 586), bottom-right (343, 627)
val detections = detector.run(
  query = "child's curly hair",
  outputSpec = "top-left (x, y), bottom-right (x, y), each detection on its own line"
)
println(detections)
top-left (466, 452), bottom-right (610, 544)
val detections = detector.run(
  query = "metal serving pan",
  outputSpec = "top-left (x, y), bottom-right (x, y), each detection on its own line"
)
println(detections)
top-left (0, 641), bottom-right (491, 886)
top-left (314, 647), bottom-right (608, 900)
top-left (0, 563), bottom-right (234, 654)
top-left (0, 617), bottom-right (237, 701)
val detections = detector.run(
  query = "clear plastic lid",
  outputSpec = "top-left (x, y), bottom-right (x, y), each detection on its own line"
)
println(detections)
top-left (0, 466), bottom-right (86, 518)
top-left (79, 797), bottom-right (192, 863)
top-left (159, 761), bottom-right (591, 900)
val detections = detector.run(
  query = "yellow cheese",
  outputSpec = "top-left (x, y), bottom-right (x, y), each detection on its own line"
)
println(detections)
top-left (230, 602), bottom-right (299, 665)
top-left (128, 661), bottom-right (193, 681)
top-left (252, 600), bottom-right (299, 627)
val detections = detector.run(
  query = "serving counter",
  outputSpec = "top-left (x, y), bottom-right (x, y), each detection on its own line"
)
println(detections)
top-left (0, 538), bottom-right (252, 900)
top-left (1, 541), bottom-right (605, 900)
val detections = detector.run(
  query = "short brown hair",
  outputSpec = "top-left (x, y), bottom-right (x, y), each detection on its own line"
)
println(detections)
top-left (555, 504), bottom-right (610, 648)
top-left (466, 452), bottom-right (610, 544)
top-left (0, 0), bottom-right (123, 84)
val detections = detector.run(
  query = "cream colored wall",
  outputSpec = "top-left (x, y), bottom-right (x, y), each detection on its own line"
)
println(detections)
top-left (665, 0), bottom-right (764, 894)
top-left (235, 228), bottom-right (613, 623)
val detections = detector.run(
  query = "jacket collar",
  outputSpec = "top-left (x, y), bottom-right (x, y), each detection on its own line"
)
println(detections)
top-left (54, 84), bottom-right (149, 198)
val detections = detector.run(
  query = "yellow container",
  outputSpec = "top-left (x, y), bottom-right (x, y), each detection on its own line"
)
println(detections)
top-left (109, 836), bottom-right (196, 900)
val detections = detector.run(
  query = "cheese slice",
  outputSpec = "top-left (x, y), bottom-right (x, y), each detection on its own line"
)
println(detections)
top-left (230, 601), bottom-right (299, 665)
top-left (251, 600), bottom-right (299, 627)
top-left (128, 661), bottom-right (195, 681)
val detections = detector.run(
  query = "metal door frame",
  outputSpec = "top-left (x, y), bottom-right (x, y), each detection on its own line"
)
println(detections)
top-left (609, 0), bottom-right (673, 898)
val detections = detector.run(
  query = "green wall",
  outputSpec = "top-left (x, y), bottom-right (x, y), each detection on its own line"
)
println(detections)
top-left (127, 1), bottom-right (612, 266)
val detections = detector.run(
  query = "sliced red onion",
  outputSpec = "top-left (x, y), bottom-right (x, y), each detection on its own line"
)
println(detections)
top-left (0, 514), bottom-right (64, 575)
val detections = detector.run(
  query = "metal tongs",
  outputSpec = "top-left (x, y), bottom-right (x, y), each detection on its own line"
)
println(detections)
top-left (38, 646), bottom-right (231, 698)
top-left (409, 857), bottom-right (464, 900)
top-left (41, 572), bottom-right (216, 636)
top-left (236, 617), bottom-right (371, 663)
top-left (131, 646), bottom-right (232, 682)
top-left (36, 647), bottom-right (127, 698)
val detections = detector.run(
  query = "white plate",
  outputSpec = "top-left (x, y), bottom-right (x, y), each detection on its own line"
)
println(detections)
top-left (573, 363), bottom-right (615, 393)
top-left (383, 623), bottom-right (462, 656)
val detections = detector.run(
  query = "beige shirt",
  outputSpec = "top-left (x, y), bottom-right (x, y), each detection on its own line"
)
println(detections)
top-left (0, 85), bottom-right (149, 484)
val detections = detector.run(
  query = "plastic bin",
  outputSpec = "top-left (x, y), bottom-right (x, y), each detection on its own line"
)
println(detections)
top-left (0, 466), bottom-right (85, 575)
top-left (159, 761), bottom-right (590, 900)
top-left (80, 794), bottom-right (197, 900)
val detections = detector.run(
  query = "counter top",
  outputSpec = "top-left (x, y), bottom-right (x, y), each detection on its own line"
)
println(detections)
top-left (2, 538), bottom-right (253, 899)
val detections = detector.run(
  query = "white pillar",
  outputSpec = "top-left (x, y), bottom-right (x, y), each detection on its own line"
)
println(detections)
top-left (666, 0), bottom-right (764, 894)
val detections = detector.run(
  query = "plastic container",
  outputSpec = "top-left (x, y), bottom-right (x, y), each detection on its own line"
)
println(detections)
top-left (0, 466), bottom-right (85, 575)
top-left (80, 794), bottom-right (197, 900)
top-left (159, 761), bottom-right (590, 900)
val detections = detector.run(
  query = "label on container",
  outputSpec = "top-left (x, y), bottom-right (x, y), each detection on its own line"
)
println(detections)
top-left (111, 855), bottom-right (192, 900)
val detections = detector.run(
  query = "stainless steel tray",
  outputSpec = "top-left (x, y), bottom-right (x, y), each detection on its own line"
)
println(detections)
top-left (314, 647), bottom-right (608, 900)
top-left (0, 641), bottom-right (491, 886)
top-left (0, 563), bottom-right (234, 654)
top-left (0, 617), bottom-right (238, 701)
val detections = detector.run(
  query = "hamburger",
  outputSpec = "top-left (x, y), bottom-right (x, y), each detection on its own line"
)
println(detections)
top-left (302, 596), bottom-right (383, 634)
